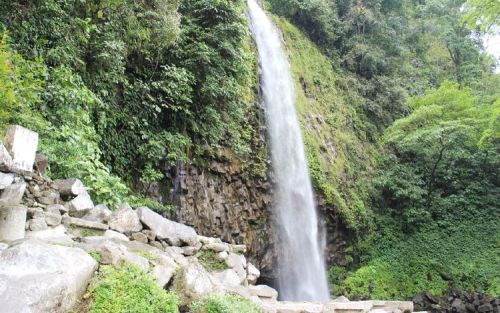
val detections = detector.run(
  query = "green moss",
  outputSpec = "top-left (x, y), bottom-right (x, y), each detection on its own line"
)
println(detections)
top-left (273, 16), bottom-right (375, 233)
top-left (135, 251), bottom-right (156, 261)
top-left (196, 250), bottom-right (228, 272)
top-left (189, 294), bottom-right (263, 313)
top-left (89, 264), bottom-right (179, 313)
top-left (87, 250), bottom-right (103, 263)
top-left (68, 225), bottom-right (105, 238)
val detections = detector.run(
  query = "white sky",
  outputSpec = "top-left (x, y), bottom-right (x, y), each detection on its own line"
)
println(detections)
top-left (483, 28), bottom-right (500, 72)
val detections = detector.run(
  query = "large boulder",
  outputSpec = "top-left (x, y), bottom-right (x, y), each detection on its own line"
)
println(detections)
top-left (248, 285), bottom-right (278, 300)
top-left (54, 178), bottom-right (85, 197)
top-left (247, 262), bottom-right (261, 285)
top-left (0, 144), bottom-right (13, 170)
top-left (66, 192), bottom-right (94, 217)
top-left (173, 258), bottom-right (222, 305)
top-left (225, 252), bottom-right (247, 282)
top-left (0, 182), bottom-right (27, 206)
top-left (25, 225), bottom-right (74, 245)
top-left (0, 239), bottom-right (97, 313)
top-left (0, 205), bottom-right (27, 242)
top-left (81, 237), bottom-right (149, 270)
top-left (3, 125), bottom-right (39, 172)
top-left (62, 215), bottom-right (109, 231)
top-left (137, 206), bottom-right (198, 246)
top-left (151, 254), bottom-right (178, 288)
top-left (0, 172), bottom-right (14, 190)
top-left (82, 204), bottom-right (112, 223)
top-left (108, 203), bottom-right (142, 234)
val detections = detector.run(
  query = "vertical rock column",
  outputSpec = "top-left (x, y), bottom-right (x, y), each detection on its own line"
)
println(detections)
top-left (0, 125), bottom-right (38, 242)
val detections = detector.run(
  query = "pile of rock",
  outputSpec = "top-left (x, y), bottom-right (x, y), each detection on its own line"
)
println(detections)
top-left (413, 290), bottom-right (499, 313)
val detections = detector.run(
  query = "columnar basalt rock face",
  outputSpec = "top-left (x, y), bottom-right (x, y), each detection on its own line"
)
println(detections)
top-left (172, 161), bottom-right (278, 282)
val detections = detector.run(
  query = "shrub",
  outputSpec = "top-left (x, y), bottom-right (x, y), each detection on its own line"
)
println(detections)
top-left (189, 294), bottom-right (262, 313)
top-left (89, 264), bottom-right (179, 313)
top-left (196, 250), bottom-right (228, 272)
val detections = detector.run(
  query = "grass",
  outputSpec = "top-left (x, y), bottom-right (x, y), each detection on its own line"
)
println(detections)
top-left (189, 294), bottom-right (263, 313)
top-left (196, 250), bottom-right (229, 272)
top-left (89, 264), bottom-right (179, 313)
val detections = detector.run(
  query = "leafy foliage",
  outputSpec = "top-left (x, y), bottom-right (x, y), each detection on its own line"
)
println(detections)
top-left (89, 264), bottom-right (179, 313)
top-left (333, 81), bottom-right (500, 299)
top-left (190, 294), bottom-right (263, 313)
top-left (463, 0), bottom-right (500, 32)
top-left (0, 0), bottom-right (262, 207)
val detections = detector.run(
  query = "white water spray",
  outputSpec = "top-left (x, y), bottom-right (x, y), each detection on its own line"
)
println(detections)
top-left (247, 0), bottom-right (330, 301)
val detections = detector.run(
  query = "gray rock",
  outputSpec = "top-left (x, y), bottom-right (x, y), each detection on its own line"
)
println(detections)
top-left (0, 144), bottom-right (13, 170)
top-left (151, 254), bottom-right (178, 288)
top-left (47, 203), bottom-right (67, 214)
top-left (0, 205), bottom-right (27, 241)
top-left (62, 215), bottom-right (109, 230)
top-left (0, 182), bottom-right (27, 206)
top-left (80, 237), bottom-right (149, 270)
top-left (104, 230), bottom-right (129, 242)
top-left (0, 172), bottom-right (14, 189)
top-left (150, 241), bottom-right (164, 251)
top-left (217, 251), bottom-right (229, 261)
top-left (225, 252), bottom-right (247, 281)
top-left (29, 218), bottom-right (48, 231)
top-left (108, 203), bottom-right (142, 234)
top-left (204, 242), bottom-right (229, 252)
top-left (142, 229), bottom-right (156, 242)
top-left (230, 244), bottom-right (246, 254)
top-left (37, 189), bottom-right (60, 205)
top-left (213, 268), bottom-right (244, 287)
top-left (248, 285), bottom-right (278, 300)
top-left (247, 262), bottom-right (260, 285)
top-left (82, 204), bottom-right (112, 223)
top-left (174, 258), bottom-right (222, 305)
top-left (182, 246), bottom-right (198, 256)
top-left (25, 225), bottom-right (73, 245)
top-left (45, 205), bottom-right (62, 226)
top-left (54, 178), bottom-right (85, 196)
top-left (0, 239), bottom-right (97, 313)
top-left (34, 152), bottom-right (48, 174)
top-left (131, 232), bottom-right (148, 243)
top-left (137, 206), bottom-right (197, 246)
top-left (3, 125), bottom-right (39, 172)
top-left (334, 296), bottom-right (350, 302)
top-left (66, 192), bottom-right (94, 217)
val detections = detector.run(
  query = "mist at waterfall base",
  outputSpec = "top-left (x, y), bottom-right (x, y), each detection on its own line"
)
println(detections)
top-left (247, 0), bottom-right (330, 302)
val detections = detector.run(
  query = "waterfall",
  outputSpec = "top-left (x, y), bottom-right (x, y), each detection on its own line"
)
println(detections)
top-left (247, 0), bottom-right (330, 301)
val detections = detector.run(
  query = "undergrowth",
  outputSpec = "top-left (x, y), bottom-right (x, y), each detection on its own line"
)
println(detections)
top-left (189, 294), bottom-right (263, 313)
top-left (89, 264), bottom-right (179, 313)
top-left (196, 250), bottom-right (228, 272)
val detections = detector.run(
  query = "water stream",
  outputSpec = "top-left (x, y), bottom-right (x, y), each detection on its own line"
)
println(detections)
top-left (247, 0), bottom-right (330, 301)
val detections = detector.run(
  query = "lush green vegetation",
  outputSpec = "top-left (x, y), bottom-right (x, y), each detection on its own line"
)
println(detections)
top-left (267, 0), bottom-right (499, 299)
top-left (0, 0), bottom-right (263, 207)
top-left (197, 250), bottom-right (229, 272)
top-left (190, 294), bottom-right (263, 313)
top-left (330, 81), bottom-right (499, 299)
top-left (89, 264), bottom-right (179, 313)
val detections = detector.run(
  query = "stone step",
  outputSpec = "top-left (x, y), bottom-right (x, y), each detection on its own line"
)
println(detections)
top-left (260, 300), bottom-right (414, 313)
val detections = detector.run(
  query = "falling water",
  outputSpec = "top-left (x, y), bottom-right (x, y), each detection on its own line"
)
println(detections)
top-left (247, 0), bottom-right (330, 301)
